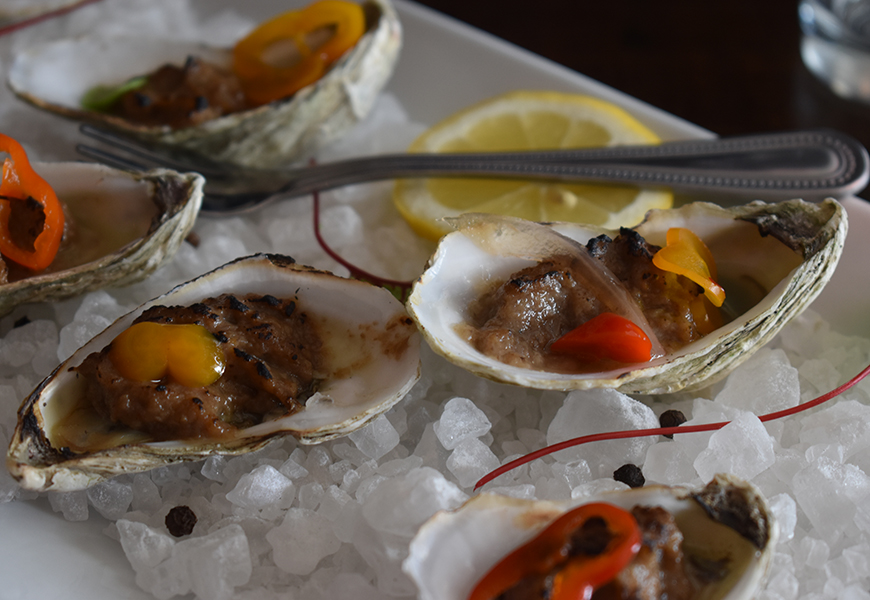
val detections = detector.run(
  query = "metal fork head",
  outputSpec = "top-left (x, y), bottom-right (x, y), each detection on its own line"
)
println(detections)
top-left (77, 124), bottom-right (239, 179)
top-left (76, 124), bottom-right (295, 214)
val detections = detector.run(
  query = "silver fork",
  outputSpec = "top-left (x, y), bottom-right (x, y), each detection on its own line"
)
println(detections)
top-left (76, 124), bottom-right (870, 215)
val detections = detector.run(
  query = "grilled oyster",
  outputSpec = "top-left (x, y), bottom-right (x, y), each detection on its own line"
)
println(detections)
top-left (6, 0), bottom-right (402, 169)
top-left (0, 162), bottom-right (202, 316)
top-left (6, 253), bottom-right (421, 492)
top-left (404, 474), bottom-right (777, 600)
top-left (407, 199), bottom-right (847, 394)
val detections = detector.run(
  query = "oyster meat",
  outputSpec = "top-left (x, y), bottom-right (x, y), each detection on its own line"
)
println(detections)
top-left (6, 0), bottom-right (402, 169)
top-left (0, 161), bottom-right (202, 316)
top-left (407, 199), bottom-right (847, 394)
top-left (6, 253), bottom-right (421, 492)
top-left (404, 474), bottom-right (778, 600)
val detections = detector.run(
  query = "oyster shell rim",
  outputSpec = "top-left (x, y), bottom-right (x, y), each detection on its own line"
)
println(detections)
top-left (0, 162), bottom-right (204, 317)
top-left (6, 253), bottom-right (422, 492)
top-left (406, 198), bottom-right (848, 395)
top-left (403, 473), bottom-right (779, 600)
top-left (5, 0), bottom-right (403, 169)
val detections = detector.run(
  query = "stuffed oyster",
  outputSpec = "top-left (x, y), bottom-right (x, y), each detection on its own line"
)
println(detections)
top-left (407, 199), bottom-right (847, 394)
top-left (7, 254), bottom-right (421, 492)
top-left (6, 0), bottom-right (402, 169)
top-left (404, 474), bottom-right (778, 600)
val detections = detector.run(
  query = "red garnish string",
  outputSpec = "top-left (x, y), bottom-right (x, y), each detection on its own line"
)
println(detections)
top-left (0, 0), bottom-right (103, 37)
top-left (312, 190), bottom-right (414, 300)
top-left (474, 361), bottom-right (870, 490)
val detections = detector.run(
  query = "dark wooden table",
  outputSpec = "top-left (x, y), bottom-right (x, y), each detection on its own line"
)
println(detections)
top-left (415, 0), bottom-right (870, 200)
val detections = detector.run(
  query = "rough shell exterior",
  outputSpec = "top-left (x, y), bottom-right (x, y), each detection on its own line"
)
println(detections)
top-left (407, 199), bottom-right (847, 394)
top-left (403, 473), bottom-right (778, 600)
top-left (6, 0), bottom-right (402, 169)
top-left (6, 254), bottom-right (421, 492)
top-left (0, 162), bottom-right (203, 316)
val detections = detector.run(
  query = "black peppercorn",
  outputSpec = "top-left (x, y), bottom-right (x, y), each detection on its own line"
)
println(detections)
top-left (165, 505), bottom-right (197, 537)
top-left (613, 464), bottom-right (645, 488)
top-left (659, 409), bottom-right (687, 439)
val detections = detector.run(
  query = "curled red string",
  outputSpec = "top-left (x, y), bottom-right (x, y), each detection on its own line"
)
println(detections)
top-left (474, 361), bottom-right (870, 490)
top-left (312, 190), bottom-right (413, 299)
top-left (0, 0), bottom-right (102, 37)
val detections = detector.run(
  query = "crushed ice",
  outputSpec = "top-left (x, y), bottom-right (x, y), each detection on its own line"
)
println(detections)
top-left (1, 1), bottom-right (870, 600)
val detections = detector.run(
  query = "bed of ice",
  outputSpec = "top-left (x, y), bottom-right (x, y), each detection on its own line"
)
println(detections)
top-left (2, 1), bottom-right (870, 599)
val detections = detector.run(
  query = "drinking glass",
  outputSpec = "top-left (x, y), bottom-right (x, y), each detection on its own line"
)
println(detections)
top-left (800, 0), bottom-right (870, 101)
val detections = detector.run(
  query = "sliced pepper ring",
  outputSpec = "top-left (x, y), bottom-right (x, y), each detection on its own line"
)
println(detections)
top-left (232, 0), bottom-right (366, 106)
top-left (468, 502), bottom-right (641, 600)
top-left (652, 227), bottom-right (726, 307)
top-left (0, 133), bottom-right (64, 272)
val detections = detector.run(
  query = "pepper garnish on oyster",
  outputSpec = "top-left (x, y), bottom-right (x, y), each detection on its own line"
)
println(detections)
top-left (464, 224), bottom-right (725, 374)
top-left (7, 254), bottom-right (421, 492)
top-left (407, 199), bottom-right (847, 394)
top-left (74, 292), bottom-right (323, 443)
top-left (404, 475), bottom-right (778, 600)
top-left (83, 0), bottom-right (366, 128)
top-left (8, 0), bottom-right (402, 169)
top-left (0, 132), bottom-right (64, 279)
top-left (0, 135), bottom-right (202, 316)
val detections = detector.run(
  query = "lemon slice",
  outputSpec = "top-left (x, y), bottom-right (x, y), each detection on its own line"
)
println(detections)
top-left (393, 90), bottom-right (673, 241)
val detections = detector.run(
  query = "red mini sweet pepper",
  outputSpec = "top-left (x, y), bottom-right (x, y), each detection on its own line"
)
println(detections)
top-left (468, 502), bottom-right (642, 600)
top-left (0, 133), bottom-right (64, 271)
top-left (551, 312), bottom-right (653, 364)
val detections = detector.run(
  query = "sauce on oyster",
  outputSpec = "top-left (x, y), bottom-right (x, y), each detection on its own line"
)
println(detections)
top-left (71, 293), bottom-right (323, 444)
top-left (462, 228), bottom-right (723, 374)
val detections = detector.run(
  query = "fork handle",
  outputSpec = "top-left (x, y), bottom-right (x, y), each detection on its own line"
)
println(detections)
top-left (278, 129), bottom-right (868, 199)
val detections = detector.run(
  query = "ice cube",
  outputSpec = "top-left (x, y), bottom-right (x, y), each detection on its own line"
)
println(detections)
top-left (349, 414), bottom-right (400, 460)
top-left (266, 508), bottom-right (341, 575)
top-left (446, 437), bottom-right (501, 489)
top-left (546, 389), bottom-right (659, 477)
top-left (715, 348), bottom-right (800, 413)
top-left (361, 467), bottom-right (467, 537)
top-left (433, 397), bottom-right (492, 450)
top-left (768, 493), bottom-right (797, 542)
top-left (693, 411), bottom-right (776, 482)
top-left (117, 519), bottom-right (175, 571)
top-left (800, 400), bottom-right (870, 460)
top-left (181, 524), bottom-right (252, 600)
top-left (226, 465), bottom-right (295, 510)
top-left (87, 478), bottom-right (134, 520)
top-left (48, 490), bottom-right (89, 521)
top-left (792, 456), bottom-right (870, 542)
top-left (643, 440), bottom-right (698, 486)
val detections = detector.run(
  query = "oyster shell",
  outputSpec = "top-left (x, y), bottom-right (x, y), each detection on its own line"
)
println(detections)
top-left (407, 199), bottom-right (847, 394)
top-left (6, 0), bottom-right (402, 169)
top-left (6, 253), bottom-right (421, 492)
top-left (404, 474), bottom-right (778, 600)
top-left (0, 162), bottom-right (202, 316)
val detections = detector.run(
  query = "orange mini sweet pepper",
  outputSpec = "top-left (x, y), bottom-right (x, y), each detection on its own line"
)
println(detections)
top-left (0, 133), bottom-right (64, 272)
top-left (652, 227), bottom-right (726, 307)
top-left (233, 0), bottom-right (365, 106)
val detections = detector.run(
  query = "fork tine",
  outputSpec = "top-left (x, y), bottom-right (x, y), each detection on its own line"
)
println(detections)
top-left (76, 142), bottom-right (151, 172)
top-left (77, 124), bottom-right (230, 178)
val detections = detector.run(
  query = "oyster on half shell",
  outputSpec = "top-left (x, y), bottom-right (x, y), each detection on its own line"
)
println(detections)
top-left (0, 162), bottom-right (202, 316)
top-left (403, 474), bottom-right (778, 600)
top-left (407, 199), bottom-right (847, 394)
top-left (6, 253), bottom-right (421, 492)
top-left (6, 0), bottom-right (402, 169)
